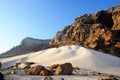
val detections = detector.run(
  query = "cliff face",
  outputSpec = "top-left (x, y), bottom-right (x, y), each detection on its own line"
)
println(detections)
top-left (49, 5), bottom-right (120, 57)
top-left (0, 37), bottom-right (51, 58)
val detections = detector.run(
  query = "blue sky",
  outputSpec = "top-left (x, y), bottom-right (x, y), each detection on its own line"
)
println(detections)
top-left (0, 0), bottom-right (120, 53)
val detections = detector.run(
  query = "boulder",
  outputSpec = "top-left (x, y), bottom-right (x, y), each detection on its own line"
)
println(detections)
top-left (28, 65), bottom-right (45, 75)
top-left (39, 68), bottom-right (48, 76)
top-left (47, 64), bottom-right (60, 73)
top-left (39, 68), bottom-right (53, 76)
top-left (55, 63), bottom-right (73, 75)
top-left (0, 72), bottom-right (4, 80)
top-left (51, 64), bottom-right (60, 69)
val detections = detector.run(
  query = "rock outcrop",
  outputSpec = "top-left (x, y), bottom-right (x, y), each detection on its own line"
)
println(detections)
top-left (0, 37), bottom-right (51, 58)
top-left (49, 5), bottom-right (120, 57)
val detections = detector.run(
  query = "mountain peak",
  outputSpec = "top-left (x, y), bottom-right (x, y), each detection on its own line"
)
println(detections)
top-left (0, 37), bottom-right (51, 58)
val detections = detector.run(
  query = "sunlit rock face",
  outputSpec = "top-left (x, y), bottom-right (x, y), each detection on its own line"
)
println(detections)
top-left (49, 5), bottom-right (120, 57)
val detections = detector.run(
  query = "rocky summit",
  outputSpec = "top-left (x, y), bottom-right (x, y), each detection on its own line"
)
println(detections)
top-left (49, 5), bottom-right (120, 57)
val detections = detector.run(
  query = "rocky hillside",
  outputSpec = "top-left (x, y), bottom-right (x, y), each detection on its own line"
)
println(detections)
top-left (49, 5), bottom-right (120, 57)
top-left (0, 37), bottom-right (51, 58)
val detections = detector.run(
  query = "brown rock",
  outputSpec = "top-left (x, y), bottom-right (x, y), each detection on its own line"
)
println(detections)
top-left (55, 63), bottom-right (73, 75)
top-left (107, 75), bottom-right (118, 80)
top-left (115, 42), bottom-right (120, 48)
top-left (47, 64), bottom-right (59, 70)
top-left (97, 75), bottom-right (119, 80)
top-left (40, 68), bottom-right (53, 76)
top-left (15, 62), bottom-right (21, 68)
top-left (29, 65), bottom-right (45, 75)
top-left (112, 12), bottom-right (120, 30)
top-left (23, 62), bottom-right (35, 65)
top-left (47, 64), bottom-right (60, 74)
top-left (22, 62), bottom-right (35, 69)
top-left (51, 64), bottom-right (60, 69)
top-left (39, 68), bottom-right (48, 76)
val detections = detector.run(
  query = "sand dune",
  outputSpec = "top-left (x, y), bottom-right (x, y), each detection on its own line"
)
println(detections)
top-left (1, 45), bottom-right (120, 76)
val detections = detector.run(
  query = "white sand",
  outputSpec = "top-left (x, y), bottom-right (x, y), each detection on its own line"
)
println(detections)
top-left (1, 45), bottom-right (120, 76)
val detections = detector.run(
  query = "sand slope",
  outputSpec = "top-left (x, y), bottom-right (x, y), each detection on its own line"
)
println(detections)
top-left (1, 45), bottom-right (120, 76)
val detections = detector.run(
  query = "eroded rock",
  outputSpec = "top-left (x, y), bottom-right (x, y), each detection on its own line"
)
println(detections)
top-left (49, 5), bottom-right (120, 57)
top-left (55, 63), bottom-right (73, 75)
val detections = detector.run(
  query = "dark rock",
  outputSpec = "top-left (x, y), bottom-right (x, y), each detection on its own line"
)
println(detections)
top-left (51, 64), bottom-right (60, 69)
top-left (93, 10), bottom-right (114, 28)
top-left (0, 72), bottom-right (4, 80)
top-left (0, 61), bottom-right (1, 68)
top-left (39, 68), bottom-right (53, 76)
top-left (28, 65), bottom-right (53, 76)
top-left (47, 64), bottom-right (60, 74)
top-left (55, 63), bottom-right (73, 75)
top-left (48, 64), bottom-right (60, 70)
top-left (28, 65), bottom-right (45, 75)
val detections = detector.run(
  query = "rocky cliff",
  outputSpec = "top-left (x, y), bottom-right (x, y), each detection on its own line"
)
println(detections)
top-left (0, 37), bottom-right (51, 58)
top-left (49, 5), bottom-right (120, 57)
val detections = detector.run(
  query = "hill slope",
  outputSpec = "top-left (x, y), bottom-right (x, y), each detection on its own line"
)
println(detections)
top-left (49, 5), bottom-right (120, 57)
top-left (0, 37), bottom-right (51, 58)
